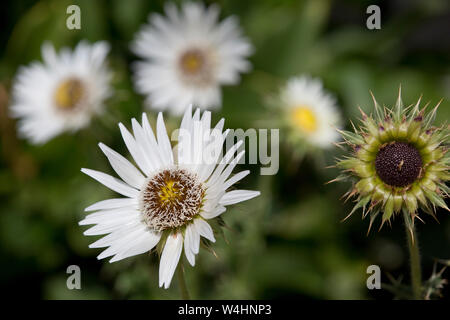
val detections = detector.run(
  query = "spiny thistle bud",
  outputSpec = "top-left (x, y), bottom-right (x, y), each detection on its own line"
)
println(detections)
top-left (332, 87), bottom-right (449, 236)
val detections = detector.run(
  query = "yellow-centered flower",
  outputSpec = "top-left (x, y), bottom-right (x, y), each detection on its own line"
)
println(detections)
top-left (292, 106), bottom-right (318, 134)
top-left (276, 76), bottom-right (342, 159)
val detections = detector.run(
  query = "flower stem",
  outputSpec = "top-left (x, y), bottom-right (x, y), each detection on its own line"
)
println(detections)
top-left (177, 263), bottom-right (190, 300)
top-left (403, 211), bottom-right (422, 300)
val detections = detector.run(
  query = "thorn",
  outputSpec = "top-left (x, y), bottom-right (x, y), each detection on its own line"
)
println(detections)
top-left (437, 265), bottom-right (447, 277)
top-left (343, 189), bottom-right (357, 203)
top-left (366, 226), bottom-right (372, 236)
top-left (358, 106), bottom-right (368, 120)
top-left (332, 142), bottom-right (346, 150)
top-left (413, 95), bottom-right (423, 114)
top-left (341, 210), bottom-right (355, 222)
top-left (340, 191), bottom-right (351, 201)
top-left (325, 177), bottom-right (341, 185)
top-left (415, 214), bottom-right (425, 224)
top-left (349, 119), bottom-right (358, 133)
top-left (420, 101), bottom-right (431, 115)
top-left (369, 90), bottom-right (376, 103)
top-left (367, 200), bottom-right (380, 213)
top-left (429, 100), bottom-right (442, 118)
top-left (367, 217), bottom-right (377, 236)
top-left (378, 219), bottom-right (386, 232)
top-left (397, 84), bottom-right (402, 102)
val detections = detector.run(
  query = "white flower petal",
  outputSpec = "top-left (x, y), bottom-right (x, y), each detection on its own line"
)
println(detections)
top-left (206, 150), bottom-right (245, 193)
top-left (84, 198), bottom-right (138, 212)
top-left (131, 118), bottom-right (161, 172)
top-left (200, 206), bottom-right (226, 220)
top-left (96, 226), bottom-right (147, 260)
top-left (156, 112), bottom-right (174, 166)
top-left (180, 104), bottom-right (193, 132)
top-left (201, 110), bottom-right (211, 138)
top-left (88, 223), bottom-right (145, 248)
top-left (118, 123), bottom-right (153, 175)
top-left (223, 170), bottom-right (250, 190)
top-left (81, 168), bottom-right (139, 198)
top-left (218, 151), bottom-right (246, 183)
top-left (80, 208), bottom-right (140, 226)
top-left (184, 224), bottom-right (197, 266)
top-left (83, 219), bottom-right (140, 236)
top-left (219, 190), bottom-right (260, 206)
top-left (193, 219), bottom-right (215, 242)
top-left (109, 230), bottom-right (161, 262)
top-left (140, 114), bottom-right (164, 170)
top-left (98, 143), bottom-right (145, 189)
top-left (159, 232), bottom-right (183, 289)
top-left (205, 140), bottom-right (243, 187)
top-left (190, 223), bottom-right (200, 254)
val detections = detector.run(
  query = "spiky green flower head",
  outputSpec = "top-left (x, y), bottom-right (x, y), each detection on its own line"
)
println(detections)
top-left (334, 88), bottom-right (449, 235)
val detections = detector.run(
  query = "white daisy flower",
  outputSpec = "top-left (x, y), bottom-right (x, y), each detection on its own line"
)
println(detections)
top-left (80, 106), bottom-right (260, 289)
top-left (10, 41), bottom-right (112, 144)
top-left (280, 75), bottom-right (341, 149)
top-left (131, 2), bottom-right (253, 115)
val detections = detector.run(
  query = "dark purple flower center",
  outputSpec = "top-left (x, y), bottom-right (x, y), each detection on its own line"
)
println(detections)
top-left (375, 142), bottom-right (422, 188)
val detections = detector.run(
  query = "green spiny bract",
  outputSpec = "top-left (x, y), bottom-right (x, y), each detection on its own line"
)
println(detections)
top-left (333, 88), bottom-right (449, 235)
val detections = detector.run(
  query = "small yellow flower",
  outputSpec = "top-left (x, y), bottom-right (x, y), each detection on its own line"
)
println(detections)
top-left (276, 75), bottom-right (342, 159)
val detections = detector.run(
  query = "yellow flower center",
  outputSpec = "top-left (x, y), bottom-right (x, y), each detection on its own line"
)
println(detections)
top-left (141, 169), bottom-right (205, 231)
top-left (179, 49), bottom-right (205, 75)
top-left (54, 78), bottom-right (84, 110)
top-left (292, 106), bottom-right (318, 133)
top-left (158, 180), bottom-right (181, 206)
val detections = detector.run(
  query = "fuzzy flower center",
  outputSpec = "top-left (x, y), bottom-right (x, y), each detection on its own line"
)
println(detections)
top-left (178, 48), bottom-right (213, 86)
top-left (54, 78), bottom-right (85, 110)
top-left (375, 142), bottom-right (423, 188)
top-left (292, 106), bottom-right (318, 133)
top-left (140, 169), bottom-right (205, 231)
top-left (180, 50), bottom-right (204, 74)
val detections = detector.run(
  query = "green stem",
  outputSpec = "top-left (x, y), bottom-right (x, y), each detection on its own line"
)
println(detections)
top-left (177, 263), bottom-right (190, 300)
top-left (403, 211), bottom-right (422, 300)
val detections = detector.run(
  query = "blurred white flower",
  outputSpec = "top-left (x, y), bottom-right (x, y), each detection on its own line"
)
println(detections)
top-left (280, 75), bottom-right (341, 149)
top-left (10, 41), bottom-right (112, 144)
top-left (80, 106), bottom-right (260, 289)
top-left (131, 2), bottom-right (253, 115)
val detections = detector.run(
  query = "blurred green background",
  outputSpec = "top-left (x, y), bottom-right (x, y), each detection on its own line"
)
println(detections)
top-left (0, 0), bottom-right (449, 299)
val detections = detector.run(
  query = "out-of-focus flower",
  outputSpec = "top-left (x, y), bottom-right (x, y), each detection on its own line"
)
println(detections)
top-left (10, 41), bottom-right (112, 144)
top-left (334, 88), bottom-right (449, 235)
top-left (131, 2), bottom-right (253, 115)
top-left (80, 106), bottom-right (260, 289)
top-left (277, 75), bottom-right (341, 158)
